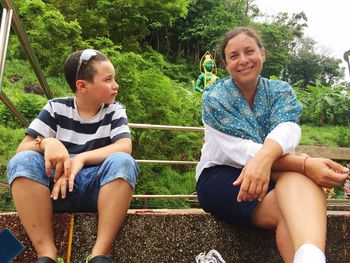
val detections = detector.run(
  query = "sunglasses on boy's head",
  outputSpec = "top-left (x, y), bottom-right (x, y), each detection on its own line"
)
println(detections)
top-left (75, 49), bottom-right (99, 81)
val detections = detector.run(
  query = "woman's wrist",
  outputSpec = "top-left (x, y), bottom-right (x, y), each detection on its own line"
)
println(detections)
top-left (301, 155), bottom-right (309, 174)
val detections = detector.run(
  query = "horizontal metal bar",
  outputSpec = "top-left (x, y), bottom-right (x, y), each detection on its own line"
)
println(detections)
top-left (129, 123), bottom-right (204, 132)
top-left (133, 195), bottom-right (198, 199)
top-left (136, 160), bottom-right (198, 164)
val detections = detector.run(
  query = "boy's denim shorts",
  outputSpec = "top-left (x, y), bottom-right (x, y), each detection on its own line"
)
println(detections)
top-left (196, 165), bottom-right (275, 227)
top-left (7, 150), bottom-right (139, 213)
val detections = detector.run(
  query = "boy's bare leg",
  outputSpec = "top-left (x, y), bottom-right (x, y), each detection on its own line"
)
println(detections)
top-left (11, 177), bottom-right (57, 260)
top-left (92, 178), bottom-right (133, 257)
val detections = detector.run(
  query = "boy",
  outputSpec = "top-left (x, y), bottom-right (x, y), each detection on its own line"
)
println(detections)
top-left (7, 49), bottom-right (139, 263)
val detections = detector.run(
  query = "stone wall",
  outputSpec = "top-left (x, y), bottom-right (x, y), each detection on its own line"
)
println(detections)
top-left (1, 209), bottom-right (350, 263)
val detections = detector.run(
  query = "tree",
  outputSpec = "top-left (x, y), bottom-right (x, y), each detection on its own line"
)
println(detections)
top-left (151, 0), bottom-right (244, 61)
top-left (254, 12), bottom-right (307, 78)
top-left (11, 0), bottom-right (84, 75)
top-left (284, 37), bottom-right (344, 87)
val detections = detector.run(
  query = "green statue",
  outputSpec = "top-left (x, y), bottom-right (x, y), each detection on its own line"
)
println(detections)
top-left (195, 51), bottom-right (218, 92)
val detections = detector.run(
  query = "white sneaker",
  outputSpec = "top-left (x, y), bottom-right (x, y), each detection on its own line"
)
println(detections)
top-left (195, 249), bottom-right (226, 263)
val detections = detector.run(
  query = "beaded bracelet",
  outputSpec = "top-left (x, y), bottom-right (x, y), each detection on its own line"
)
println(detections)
top-left (34, 136), bottom-right (44, 147)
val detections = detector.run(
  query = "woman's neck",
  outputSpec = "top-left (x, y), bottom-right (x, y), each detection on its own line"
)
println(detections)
top-left (235, 79), bottom-right (259, 110)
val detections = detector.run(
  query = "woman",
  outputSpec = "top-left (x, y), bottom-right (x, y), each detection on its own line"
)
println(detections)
top-left (195, 27), bottom-right (349, 263)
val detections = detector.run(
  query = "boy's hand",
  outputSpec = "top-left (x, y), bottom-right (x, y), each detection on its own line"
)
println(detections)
top-left (51, 176), bottom-right (68, 200)
top-left (42, 138), bottom-right (70, 182)
top-left (67, 155), bottom-right (85, 192)
top-left (304, 158), bottom-right (349, 188)
top-left (50, 155), bottom-right (85, 199)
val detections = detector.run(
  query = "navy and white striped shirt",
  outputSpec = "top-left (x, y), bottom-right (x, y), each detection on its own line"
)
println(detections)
top-left (26, 97), bottom-right (131, 156)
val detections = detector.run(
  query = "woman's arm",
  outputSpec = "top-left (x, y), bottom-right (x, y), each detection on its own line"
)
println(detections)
top-left (207, 121), bottom-right (300, 167)
top-left (272, 154), bottom-right (348, 188)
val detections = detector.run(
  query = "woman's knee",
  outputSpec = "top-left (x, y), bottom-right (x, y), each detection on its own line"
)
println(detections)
top-left (275, 171), bottom-right (323, 192)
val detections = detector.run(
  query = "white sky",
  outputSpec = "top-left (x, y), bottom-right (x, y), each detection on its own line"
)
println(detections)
top-left (255, 0), bottom-right (350, 81)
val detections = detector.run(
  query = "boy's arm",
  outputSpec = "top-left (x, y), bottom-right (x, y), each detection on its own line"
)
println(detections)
top-left (73, 137), bottom-right (132, 166)
top-left (55, 138), bottom-right (132, 199)
top-left (16, 135), bottom-right (70, 182)
top-left (16, 135), bottom-right (43, 153)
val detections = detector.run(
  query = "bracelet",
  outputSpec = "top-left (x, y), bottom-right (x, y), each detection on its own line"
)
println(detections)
top-left (301, 156), bottom-right (309, 174)
top-left (34, 136), bottom-right (44, 147)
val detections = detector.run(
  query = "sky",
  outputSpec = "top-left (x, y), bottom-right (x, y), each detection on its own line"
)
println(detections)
top-left (255, 0), bottom-right (350, 81)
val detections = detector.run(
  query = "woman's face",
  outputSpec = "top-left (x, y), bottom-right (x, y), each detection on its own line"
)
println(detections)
top-left (224, 33), bottom-right (265, 89)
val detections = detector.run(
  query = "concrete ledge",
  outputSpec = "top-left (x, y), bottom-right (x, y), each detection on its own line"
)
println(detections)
top-left (1, 209), bottom-right (350, 263)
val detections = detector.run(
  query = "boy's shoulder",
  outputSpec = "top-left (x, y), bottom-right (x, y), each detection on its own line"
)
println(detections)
top-left (105, 101), bottom-right (126, 110)
top-left (49, 97), bottom-right (74, 105)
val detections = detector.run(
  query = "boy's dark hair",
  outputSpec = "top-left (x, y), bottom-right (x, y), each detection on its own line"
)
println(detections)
top-left (64, 49), bottom-right (109, 92)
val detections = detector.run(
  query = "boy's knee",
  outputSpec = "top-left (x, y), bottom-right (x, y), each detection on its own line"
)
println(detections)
top-left (7, 150), bottom-right (47, 186)
top-left (107, 152), bottom-right (138, 172)
top-left (9, 150), bottom-right (42, 166)
top-left (102, 152), bottom-right (139, 189)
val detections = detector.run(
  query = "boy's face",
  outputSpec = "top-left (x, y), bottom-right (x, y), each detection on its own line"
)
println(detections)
top-left (86, 60), bottom-right (119, 104)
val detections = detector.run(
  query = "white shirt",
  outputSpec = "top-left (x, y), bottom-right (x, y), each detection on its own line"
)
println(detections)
top-left (195, 122), bottom-right (301, 181)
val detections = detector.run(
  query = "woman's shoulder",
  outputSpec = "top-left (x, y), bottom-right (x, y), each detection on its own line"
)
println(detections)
top-left (260, 77), bottom-right (292, 93)
top-left (205, 76), bottom-right (232, 93)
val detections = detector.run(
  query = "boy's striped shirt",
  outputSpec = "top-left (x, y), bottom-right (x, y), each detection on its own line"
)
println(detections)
top-left (26, 97), bottom-right (130, 156)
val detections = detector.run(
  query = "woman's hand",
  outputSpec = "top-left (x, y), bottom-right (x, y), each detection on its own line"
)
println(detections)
top-left (304, 158), bottom-right (349, 188)
top-left (233, 155), bottom-right (273, 202)
top-left (233, 138), bottom-right (282, 202)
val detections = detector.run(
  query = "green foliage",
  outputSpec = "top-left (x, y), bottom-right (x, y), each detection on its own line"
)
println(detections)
top-left (300, 125), bottom-right (348, 147)
top-left (11, 0), bottom-right (84, 75)
top-left (0, 125), bottom-right (24, 168)
top-left (132, 167), bottom-right (196, 209)
top-left (294, 81), bottom-right (350, 126)
top-left (284, 37), bottom-right (344, 87)
top-left (0, 189), bottom-right (16, 212)
top-left (0, 92), bottom-right (46, 129)
top-left (256, 12), bottom-right (307, 78)
top-left (1, 0), bottom-right (349, 211)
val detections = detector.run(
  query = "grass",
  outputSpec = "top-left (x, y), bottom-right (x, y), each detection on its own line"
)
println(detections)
top-left (301, 124), bottom-right (350, 147)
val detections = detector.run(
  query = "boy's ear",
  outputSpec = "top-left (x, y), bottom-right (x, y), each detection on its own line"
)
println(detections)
top-left (75, 80), bottom-right (88, 94)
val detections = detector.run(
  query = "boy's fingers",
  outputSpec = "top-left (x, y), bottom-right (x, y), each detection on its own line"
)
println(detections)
top-left (45, 160), bottom-right (51, 177)
top-left (60, 179), bottom-right (67, 199)
top-left (64, 159), bottom-right (71, 179)
top-left (51, 179), bottom-right (61, 200)
top-left (68, 173), bottom-right (75, 192)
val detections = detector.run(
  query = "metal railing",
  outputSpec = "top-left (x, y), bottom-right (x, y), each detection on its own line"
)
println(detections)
top-left (0, 0), bottom-right (53, 128)
top-left (0, 0), bottom-right (201, 202)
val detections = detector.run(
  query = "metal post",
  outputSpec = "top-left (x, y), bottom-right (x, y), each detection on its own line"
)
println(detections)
top-left (343, 50), bottom-right (350, 77)
top-left (0, 7), bottom-right (28, 127)
top-left (1, 0), bottom-right (52, 99)
top-left (0, 7), bottom-right (12, 89)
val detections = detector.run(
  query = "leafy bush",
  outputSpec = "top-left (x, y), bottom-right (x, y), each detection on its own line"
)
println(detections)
top-left (0, 92), bottom-right (46, 128)
top-left (294, 81), bottom-right (350, 126)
